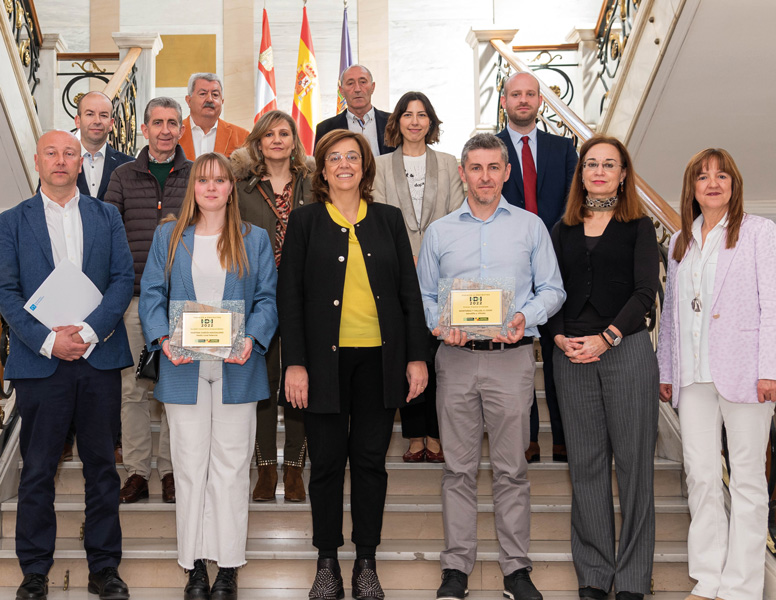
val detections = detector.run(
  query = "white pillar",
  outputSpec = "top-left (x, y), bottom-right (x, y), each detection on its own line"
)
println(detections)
top-left (36, 33), bottom-right (68, 132)
top-left (111, 33), bottom-right (163, 138)
top-left (567, 25), bottom-right (607, 127)
top-left (466, 28), bottom-right (518, 136)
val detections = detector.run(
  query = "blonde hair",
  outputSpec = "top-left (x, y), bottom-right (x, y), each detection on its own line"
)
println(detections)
top-left (242, 110), bottom-right (309, 179)
top-left (165, 153), bottom-right (250, 278)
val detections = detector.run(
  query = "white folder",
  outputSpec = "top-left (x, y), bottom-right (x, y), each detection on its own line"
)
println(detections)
top-left (24, 259), bottom-right (103, 329)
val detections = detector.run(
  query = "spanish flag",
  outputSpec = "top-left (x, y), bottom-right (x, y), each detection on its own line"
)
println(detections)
top-left (291, 6), bottom-right (320, 155)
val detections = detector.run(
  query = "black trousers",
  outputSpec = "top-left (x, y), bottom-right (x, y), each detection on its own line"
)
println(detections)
top-left (14, 359), bottom-right (122, 575)
top-left (529, 324), bottom-right (566, 445)
top-left (304, 347), bottom-right (395, 551)
top-left (399, 334), bottom-right (440, 439)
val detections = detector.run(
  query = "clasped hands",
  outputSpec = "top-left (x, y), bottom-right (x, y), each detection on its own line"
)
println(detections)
top-left (431, 313), bottom-right (527, 347)
top-left (51, 325), bottom-right (90, 361)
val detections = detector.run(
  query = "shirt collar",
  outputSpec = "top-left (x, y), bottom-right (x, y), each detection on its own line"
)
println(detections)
top-left (691, 212), bottom-right (729, 245)
top-left (190, 117), bottom-right (219, 134)
top-left (506, 123), bottom-right (537, 149)
top-left (148, 150), bottom-right (176, 164)
top-left (41, 189), bottom-right (80, 211)
top-left (81, 142), bottom-right (107, 159)
top-left (346, 107), bottom-right (375, 126)
top-left (457, 195), bottom-right (514, 223)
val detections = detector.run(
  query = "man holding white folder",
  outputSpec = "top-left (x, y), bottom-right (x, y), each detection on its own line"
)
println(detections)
top-left (0, 130), bottom-right (134, 600)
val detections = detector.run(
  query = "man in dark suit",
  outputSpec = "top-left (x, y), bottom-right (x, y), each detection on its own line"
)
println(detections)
top-left (496, 72), bottom-right (577, 464)
top-left (75, 91), bottom-right (134, 200)
top-left (0, 130), bottom-right (134, 600)
top-left (314, 64), bottom-right (393, 157)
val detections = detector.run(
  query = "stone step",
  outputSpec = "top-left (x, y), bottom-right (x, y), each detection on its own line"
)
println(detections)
top-left (43, 456), bottom-right (684, 498)
top-left (0, 538), bottom-right (694, 592)
top-left (0, 494), bottom-right (690, 543)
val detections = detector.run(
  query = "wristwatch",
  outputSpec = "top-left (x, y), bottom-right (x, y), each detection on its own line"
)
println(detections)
top-left (603, 328), bottom-right (622, 347)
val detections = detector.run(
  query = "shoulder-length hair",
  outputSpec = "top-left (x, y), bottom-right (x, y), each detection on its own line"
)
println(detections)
top-left (164, 153), bottom-right (250, 278)
top-left (312, 129), bottom-right (376, 204)
top-left (241, 110), bottom-right (310, 179)
top-left (672, 148), bottom-right (744, 261)
top-left (383, 91), bottom-right (442, 148)
top-left (563, 135), bottom-right (644, 226)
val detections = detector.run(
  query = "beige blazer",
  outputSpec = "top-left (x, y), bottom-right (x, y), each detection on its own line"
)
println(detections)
top-left (373, 146), bottom-right (465, 256)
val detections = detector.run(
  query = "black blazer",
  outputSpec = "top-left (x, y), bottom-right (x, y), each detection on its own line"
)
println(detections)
top-left (314, 108), bottom-right (394, 157)
top-left (496, 127), bottom-right (577, 232)
top-left (277, 201), bottom-right (427, 413)
top-left (548, 216), bottom-right (659, 338)
top-left (77, 144), bottom-right (134, 200)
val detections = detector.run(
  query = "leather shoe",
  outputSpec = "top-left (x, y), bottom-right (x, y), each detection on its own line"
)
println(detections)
top-left (60, 443), bottom-right (73, 463)
top-left (114, 442), bottom-right (123, 465)
top-left (425, 447), bottom-right (445, 463)
top-left (253, 464), bottom-right (278, 501)
top-left (119, 474), bottom-right (149, 503)
top-left (283, 464), bottom-right (306, 502)
top-left (87, 566), bottom-right (129, 600)
top-left (579, 587), bottom-right (608, 599)
top-left (352, 558), bottom-right (385, 599)
top-left (552, 444), bottom-right (567, 463)
top-left (16, 573), bottom-right (48, 600)
top-left (503, 567), bottom-right (542, 600)
top-left (402, 447), bottom-right (426, 463)
top-left (615, 593), bottom-right (643, 600)
top-left (162, 473), bottom-right (176, 503)
top-left (210, 567), bottom-right (237, 600)
top-left (184, 559), bottom-right (210, 599)
top-left (525, 442), bottom-right (540, 463)
top-left (309, 557), bottom-right (344, 600)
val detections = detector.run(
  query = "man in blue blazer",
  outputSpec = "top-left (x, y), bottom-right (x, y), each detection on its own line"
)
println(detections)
top-left (0, 130), bottom-right (134, 600)
top-left (496, 72), bottom-right (578, 464)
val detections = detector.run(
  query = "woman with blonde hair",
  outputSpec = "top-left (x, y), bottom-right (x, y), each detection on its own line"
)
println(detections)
top-left (140, 152), bottom-right (278, 600)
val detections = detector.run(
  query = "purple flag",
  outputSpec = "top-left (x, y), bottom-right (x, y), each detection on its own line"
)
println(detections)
top-left (336, 6), bottom-right (353, 113)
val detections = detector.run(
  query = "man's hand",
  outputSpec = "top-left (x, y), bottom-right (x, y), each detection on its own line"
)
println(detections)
top-left (659, 383), bottom-right (672, 403)
top-left (493, 313), bottom-right (526, 344)
top-left (432, 327), bottom-right (468, 347)
top-left (52, 325), bottom-right (89, 361)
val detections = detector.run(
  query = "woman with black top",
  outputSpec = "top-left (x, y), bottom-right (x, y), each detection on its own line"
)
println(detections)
top-left (548, 135), bottom-right (659, 600)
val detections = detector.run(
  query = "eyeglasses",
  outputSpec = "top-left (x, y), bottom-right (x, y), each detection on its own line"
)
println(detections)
top-left (326, 152), bottom-right (362, 164)
top-left (582, 160), bottom-right (622, 171)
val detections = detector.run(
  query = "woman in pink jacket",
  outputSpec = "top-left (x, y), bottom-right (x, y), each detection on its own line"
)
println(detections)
top-left (657, 148), bottom-right (776, 600)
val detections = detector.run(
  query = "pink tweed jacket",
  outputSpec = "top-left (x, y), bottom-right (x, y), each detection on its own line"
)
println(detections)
top-left (656, 214), bottom-right (776, 407)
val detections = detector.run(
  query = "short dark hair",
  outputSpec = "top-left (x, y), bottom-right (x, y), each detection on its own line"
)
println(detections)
top-left (460, 133), bottom-right (509, 168)
top-left (384, 91), bottom-right (442, 148)
top-left (143, 97), bottom-right (183, 126)
top-left (312, 129), bottom-right (376, 204)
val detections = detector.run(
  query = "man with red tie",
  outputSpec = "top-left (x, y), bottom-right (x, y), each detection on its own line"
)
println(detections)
top-left (495, 72), bottom-right (577, 464)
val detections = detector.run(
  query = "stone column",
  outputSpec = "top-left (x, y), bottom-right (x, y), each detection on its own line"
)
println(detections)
top-left (357, 0), bottom-right (389, 110)
top-left (567, 25), bottom-right (607, 126)
top-left (111, 33), bottom-right (163, 138)
top-left (466, 28), bottom-right (518, 136)
top-left (36, 33), bottom-right (68, 132)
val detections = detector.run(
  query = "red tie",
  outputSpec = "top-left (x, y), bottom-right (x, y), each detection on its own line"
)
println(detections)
top-left (521, 136), bottom-right (538, 215)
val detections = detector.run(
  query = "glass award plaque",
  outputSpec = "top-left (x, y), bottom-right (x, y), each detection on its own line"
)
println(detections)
top-left (437, 278), bottom-right (517, 341)
top-left (169, 300), bottom-right (246, 360)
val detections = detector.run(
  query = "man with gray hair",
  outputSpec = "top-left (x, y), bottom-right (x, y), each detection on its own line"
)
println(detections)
top-left (178, 72), bottom-right (249, 159)
top-left (314, 64), bottom-right (393, 156)
top-left (417, 133), bottom-right (565, 600)
top-left (105, 97), bottom-right (192, 505)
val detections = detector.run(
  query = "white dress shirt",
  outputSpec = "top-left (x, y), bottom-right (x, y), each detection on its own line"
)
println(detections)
top-left (505, 124), bottom-right (538, 176)
top-left (346, 107), bottom-right (381, 157)
top-left (39, 191), bottom-right (98, 358)
top-left (678, 213), bottom-right (728, 387)
top-left (190, 118), bottom-right (218, 157)
top-left (81, 142), bottom-right (107, 197)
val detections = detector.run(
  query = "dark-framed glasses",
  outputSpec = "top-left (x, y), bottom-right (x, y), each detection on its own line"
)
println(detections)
top-left (582, 160), bottom-right (622, 171)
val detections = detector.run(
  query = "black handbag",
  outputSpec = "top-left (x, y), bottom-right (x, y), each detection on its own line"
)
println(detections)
top-left (136, 344), bottom-right (160, 382)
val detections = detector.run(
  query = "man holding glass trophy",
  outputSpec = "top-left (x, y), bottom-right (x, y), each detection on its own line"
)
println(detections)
top-left (417, 134), bottom-right (565, 600)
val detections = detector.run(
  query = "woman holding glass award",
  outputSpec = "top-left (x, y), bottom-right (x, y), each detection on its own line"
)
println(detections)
top-left (139, 152), bottom-right (278, 600)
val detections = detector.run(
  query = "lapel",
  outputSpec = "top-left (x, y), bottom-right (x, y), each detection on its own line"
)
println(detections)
top-left (79, 195), bottom-right (96, 272)
top-left (535, 129), bottom-right (550, 193)
top-left (375, 110), bottom-right (387, 154)
top-left (76, 170), bottom-right (90, 197)
top-left (419, 147), bottom-right (439, 231)
top-left (214, 119), bottom-right (229, 154)
top-left (24, 193), bottom-right (55, 269)
top-left (391, 148), bottom-right (418, 232)
top-left (97, 145), bottom-right (116, 199)
top-left (179, 117), bottom-right (195, 160)
top-left (504, 130), bottom-right (524, 203)
top-left (711, 227), bottom-right (742, 309)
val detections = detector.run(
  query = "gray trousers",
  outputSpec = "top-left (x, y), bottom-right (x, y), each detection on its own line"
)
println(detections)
top-left (553, 329), bottom-right (658, 595)
top-left (436, 343), bottom-right (535, 575)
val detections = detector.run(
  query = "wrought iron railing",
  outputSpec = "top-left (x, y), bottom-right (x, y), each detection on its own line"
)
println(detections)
top-left (5, 0), bottom-right (42, 98)
top-left (594, 0), bottom-right (641, 114)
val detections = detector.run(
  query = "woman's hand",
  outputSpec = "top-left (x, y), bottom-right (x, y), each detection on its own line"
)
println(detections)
top-left (406, 361), bottom-right (429, 402)
top-left (285, 365), bottom-right (309, 409)
top-left (757, 379), bottom-right (776, 403)
top-left (564, 335), bottom-right (607, 363)
top-left (162, 339), bottom-right (193, 366)
top-left (659, 383), bottom-right (673, 403)
top-left (554, 334), bottom-right (572, 353)
top-left (225, 337), bottom-right (253, 365)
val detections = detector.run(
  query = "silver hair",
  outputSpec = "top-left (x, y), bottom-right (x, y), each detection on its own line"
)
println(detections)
top-left (187, 72), bottom-right (223, 96)
top-left (143, 97), bottom-right (183, 126)
top-left (460, 133), bottom-right (509, 167)
top-left (502, 71), bottom-right (542, 97)
top-left (338, 64), bottom-right (373, 86)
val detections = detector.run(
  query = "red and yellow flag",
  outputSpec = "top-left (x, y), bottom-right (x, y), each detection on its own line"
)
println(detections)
top-left (255, 8), bottom-right (277, 122)
top-left (291, 6), bottom-right (320, 155)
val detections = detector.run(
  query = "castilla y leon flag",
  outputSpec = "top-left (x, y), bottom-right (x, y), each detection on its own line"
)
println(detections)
top-left (291, 6), bottom-right (320, 155)
top-left (255, 8), bottom-right (277, 122)
top-left (336, 5), bottom-right (353, 113)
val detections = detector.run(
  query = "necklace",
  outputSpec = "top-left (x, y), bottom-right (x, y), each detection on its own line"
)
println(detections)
top-left (584, 195), bottom-right (618, 211)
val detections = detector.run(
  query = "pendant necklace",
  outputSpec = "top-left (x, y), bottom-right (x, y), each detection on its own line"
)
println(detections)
top-left (689, 228), bottom-right (723, 313)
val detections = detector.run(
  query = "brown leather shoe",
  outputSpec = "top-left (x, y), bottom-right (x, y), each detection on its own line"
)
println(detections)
top-left (114, 442), bottom-right (123, 465)
top-left (119, 474), bottom-right (149, 503)
top-left (552, 444), bottom-right (568, 462)
top-left (283, 464), bottom-right (306, 502)
top-left (525, 442), bottom-right (540, 463)
top-left (252, 464), bottom-right (278, 501)
top-left (425, 447), bottom-right (445, 463)
top-left (402, 447), bottom-right (426, 463)
top-left (60, 443), bottom-right (73, 463)
top-left (161, 473), bottom-right (175, 504)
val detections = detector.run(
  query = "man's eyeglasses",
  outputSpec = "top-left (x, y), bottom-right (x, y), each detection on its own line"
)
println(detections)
top-left (582, 160), bottom-right (622, 171)
top-left (326, 152), bottom-right (362, 164)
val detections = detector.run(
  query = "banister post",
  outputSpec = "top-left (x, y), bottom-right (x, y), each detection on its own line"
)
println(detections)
top-left (36, 33), bottom-right (67, 132)
top-left (566, 26), bottom-right (605, 126)
top-left (466, 28), bottom-right (518, 137)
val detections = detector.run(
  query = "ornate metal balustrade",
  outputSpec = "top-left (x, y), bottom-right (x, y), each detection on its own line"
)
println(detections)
top-left (595, 0), bottom-right (641, 114)
top-left (5, 0), bottom-right (41, 98)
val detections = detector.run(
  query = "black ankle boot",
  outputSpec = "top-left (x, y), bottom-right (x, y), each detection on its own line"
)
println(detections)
top-left (184, 560), bottom-right (210, 600)
top-left (309, 557), bottom-right (344, 600)
top-left (210, 567), bottom-right (237, 600)
top-left (352, 558), bottom-right (385, 600)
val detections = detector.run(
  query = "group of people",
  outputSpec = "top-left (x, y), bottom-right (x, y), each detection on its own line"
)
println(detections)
top-left (0, 63), bottom-right (773, 600)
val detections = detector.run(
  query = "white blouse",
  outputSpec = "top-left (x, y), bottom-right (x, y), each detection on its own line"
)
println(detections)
top-left (192, 234), bottom-right (226, 303)
top-left (402, 153), bottom-right (426, 226)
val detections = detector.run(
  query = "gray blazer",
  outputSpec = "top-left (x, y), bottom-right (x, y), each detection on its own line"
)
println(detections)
top-left (373, 146), bottom-right (465, 256)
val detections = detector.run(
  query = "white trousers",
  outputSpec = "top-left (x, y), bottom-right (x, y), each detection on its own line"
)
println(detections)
top-left (165, 361), bottom-right (257, 569)
top-left (679, 382), bottom-right (774, 600)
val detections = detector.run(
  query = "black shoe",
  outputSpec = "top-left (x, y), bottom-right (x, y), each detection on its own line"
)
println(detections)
top-left (615, 593), bottom-right (643, 600)
top-left (210, 567), bottom-right (237, 600)
top-left (351, 558), bottom-right (384, 600)
top-left (309, 558), bottom-right (344, 600)
top-left (87, 566), bottom-right (129, 600)
top-left (436, 568), bottom-right (468, 599)
top-left (579, 587), bottom-right (608, 600)
top-left (184, 559), bottom-right (211, 599)
top-left (503, 567), bottom-right (542, 600)
top-left (16, 573), bottom-right (48, 600)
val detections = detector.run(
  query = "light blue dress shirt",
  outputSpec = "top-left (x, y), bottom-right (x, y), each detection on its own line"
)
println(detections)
top-left (505, 124), bottom-right (538, 177)
top-left (416, 196), bottom-right (566, 337)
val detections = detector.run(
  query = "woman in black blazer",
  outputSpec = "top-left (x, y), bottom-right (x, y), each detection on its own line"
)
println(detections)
top-left (277, 129), bottom-right (428, 600)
